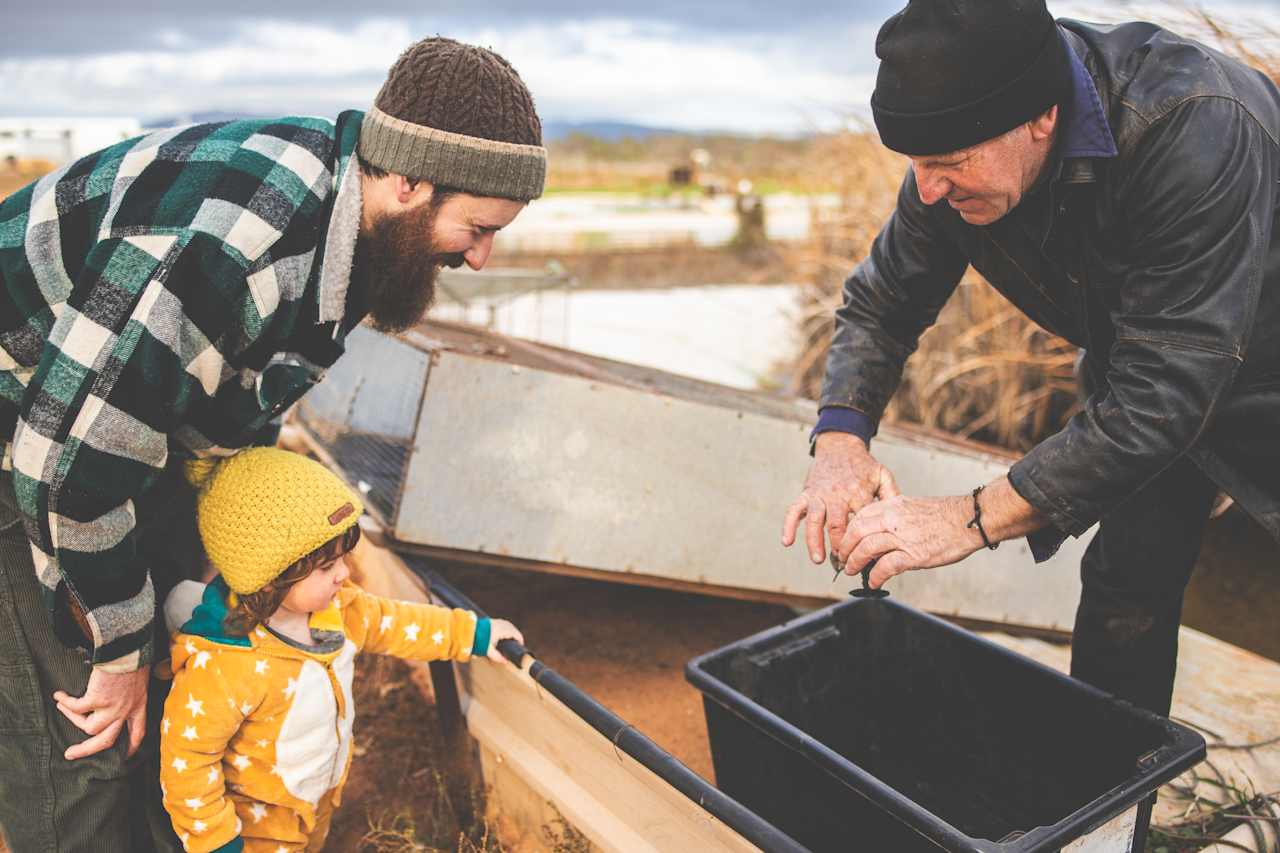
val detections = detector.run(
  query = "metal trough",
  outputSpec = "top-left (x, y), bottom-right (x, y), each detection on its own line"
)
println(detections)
top-left (296, 320), bottom-right (1096, 635)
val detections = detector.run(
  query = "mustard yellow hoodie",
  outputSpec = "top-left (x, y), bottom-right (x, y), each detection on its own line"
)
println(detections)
top-left (159, 577), bottom-right (487, 853)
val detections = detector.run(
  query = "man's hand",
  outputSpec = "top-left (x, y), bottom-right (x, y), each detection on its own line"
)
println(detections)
top-left (836, 478), bottom-right (1046, 589)
top-left (836, 495), bottom-right (984, 588)
top-left (52, 665), bottom-right (151, 760)
top-left (782, 432), bottom-right (901, 564)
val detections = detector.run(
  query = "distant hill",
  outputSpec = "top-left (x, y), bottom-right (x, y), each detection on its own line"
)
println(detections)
top-left (143, 110), bottom-right (270, 129)
top-left (141, 113), bottom-right (750, 144)
top-left (143, 113), bottom-right (682, 141)
top-left (543, 120), bottom-right (683, 142)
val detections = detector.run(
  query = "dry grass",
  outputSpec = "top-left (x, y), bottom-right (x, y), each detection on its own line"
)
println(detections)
top-left (783, 6), bottom-right (1280, 453)
top-left (330, 653), bottom-right (506, 853)
top-left (782, 128), bottom-right (1080, 451)
top-left (1148, 743), bottom-right (1280, 853)
top-left (360, 803), bottom-right (506, 853)
top-left (547, 131), bottom-right (827, 195)
top-left (0, 158), bottom-right (55, 201)
top-left (357, 777), bottom-right (504, 853)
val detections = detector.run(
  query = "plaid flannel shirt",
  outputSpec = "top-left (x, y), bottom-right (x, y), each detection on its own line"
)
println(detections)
top-left (0, 110), bottom-right (369, 672)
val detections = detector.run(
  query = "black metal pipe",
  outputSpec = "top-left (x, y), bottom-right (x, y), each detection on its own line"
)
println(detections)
top-left (410, 561), bottom-right (810, 853)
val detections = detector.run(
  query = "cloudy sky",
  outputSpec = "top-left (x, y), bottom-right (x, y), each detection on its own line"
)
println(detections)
top-left (2, 1), bottom-right (1276, 135)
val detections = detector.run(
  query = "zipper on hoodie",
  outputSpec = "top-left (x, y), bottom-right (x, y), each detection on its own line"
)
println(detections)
top-left (323, 658), bottom-right (346, 788)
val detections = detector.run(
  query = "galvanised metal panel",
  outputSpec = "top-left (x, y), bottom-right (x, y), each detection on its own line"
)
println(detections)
top-left (300, 325), bottom-right (428, 441)
top-left (295, 325), bottom-right (431, 524)
top-left (395, 350), bottom-right (1093, 632)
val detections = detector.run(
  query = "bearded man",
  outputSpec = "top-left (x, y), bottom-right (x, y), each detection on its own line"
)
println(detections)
top-left (0, 36), bottom-right (544, 851)
top-left (784, 0), bottom-right (1280, 720)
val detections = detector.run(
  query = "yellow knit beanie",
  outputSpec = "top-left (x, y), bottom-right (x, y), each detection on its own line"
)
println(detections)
top-left (185, 449), bottom-right (364, 595)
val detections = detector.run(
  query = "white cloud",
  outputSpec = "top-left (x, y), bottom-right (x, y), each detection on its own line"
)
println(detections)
top-left (0, 18), bottom-right (412, 119)
top-left (5, 3), bottom-right (1276, 135)
top-left (469, 19), bottom-right (879, 133)
top-left (0, 16), bottom-right (876, 134)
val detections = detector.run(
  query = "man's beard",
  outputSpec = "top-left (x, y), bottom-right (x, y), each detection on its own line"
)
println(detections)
top-left (353, 201), bottom-right (466, 334)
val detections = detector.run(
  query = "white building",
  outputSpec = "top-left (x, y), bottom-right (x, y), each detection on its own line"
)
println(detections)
top-left (0, 118), bottom-right (142, 165)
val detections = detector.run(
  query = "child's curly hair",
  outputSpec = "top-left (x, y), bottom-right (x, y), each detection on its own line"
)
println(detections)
top-left (224, 525), bottom-right (361, 634)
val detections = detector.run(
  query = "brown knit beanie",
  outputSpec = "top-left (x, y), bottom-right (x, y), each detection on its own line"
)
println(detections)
top-left (359, 37), bottom-right (546, 201)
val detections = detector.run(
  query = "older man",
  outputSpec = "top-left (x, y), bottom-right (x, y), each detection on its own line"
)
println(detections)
top-left (783, 0), bottom-right (1280, 717)
top-left (0, 37), bottom-right (545, 851)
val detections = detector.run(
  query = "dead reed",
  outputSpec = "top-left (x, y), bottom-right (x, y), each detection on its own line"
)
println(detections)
top-left (0, 157), bottom-right (55, 202)
top-left (782, 127), bottom-right (1079, 452)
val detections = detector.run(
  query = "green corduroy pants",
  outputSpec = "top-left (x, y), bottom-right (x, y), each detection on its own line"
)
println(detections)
top-left (0, 472), bottom-right (184, 853)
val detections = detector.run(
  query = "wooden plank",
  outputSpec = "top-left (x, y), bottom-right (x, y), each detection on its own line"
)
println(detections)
top-left (343, 530), bottom-right (760, 853)
top-left (979, 627), bottom-right (1280, 845)
top-left (475, 741), bottom-right (583, 853)
top-left (1201, 821), bottom-right (1279, 853)
top-left (457, 654), bottom-right (760, 853)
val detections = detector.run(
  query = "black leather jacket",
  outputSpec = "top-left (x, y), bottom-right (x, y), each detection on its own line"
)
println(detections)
top-left (822, 20), bottom-right (1280, 556)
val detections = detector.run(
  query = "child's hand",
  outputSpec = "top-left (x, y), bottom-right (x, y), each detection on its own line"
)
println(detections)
top-left (486, 618), bottom-right (524, 665)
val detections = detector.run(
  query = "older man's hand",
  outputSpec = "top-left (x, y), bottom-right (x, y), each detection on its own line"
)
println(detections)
top-left (835, 478), bottom-right (1044, 588)
top-left (836, 495), bottom-right (985, 587)
top-left (782, 432), bottom-right (901, 564)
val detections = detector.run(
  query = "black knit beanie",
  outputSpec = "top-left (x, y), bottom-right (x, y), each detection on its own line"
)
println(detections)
top-left (870, 0), bottom-right (1071, 156)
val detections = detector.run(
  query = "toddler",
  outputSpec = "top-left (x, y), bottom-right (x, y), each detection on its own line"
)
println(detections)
top-left (159, 448), bottom-right (521, 852)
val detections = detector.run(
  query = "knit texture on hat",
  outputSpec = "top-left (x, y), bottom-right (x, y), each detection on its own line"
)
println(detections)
top-left (359, 36), bottom-right (546, 201)
top-left (359, 106), bottom-right (546, 201)
top-left (870, 0), bottom-right (1071, 156)
top-left (185, 449), bottom-right (364, 595)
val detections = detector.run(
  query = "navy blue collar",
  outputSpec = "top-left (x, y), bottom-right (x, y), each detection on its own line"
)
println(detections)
top-left (1059, 34), bottom-right (1117, 160)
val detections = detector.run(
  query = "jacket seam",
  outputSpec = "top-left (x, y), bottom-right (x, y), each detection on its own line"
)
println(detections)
top-left (1119, 92), bottom-right (1279, 148)
top-left (1112, 334), bottom-right (1244, 361)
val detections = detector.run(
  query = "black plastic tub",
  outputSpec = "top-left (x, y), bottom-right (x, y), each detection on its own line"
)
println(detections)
top-left (686, 596), bottom-right (1205, 852)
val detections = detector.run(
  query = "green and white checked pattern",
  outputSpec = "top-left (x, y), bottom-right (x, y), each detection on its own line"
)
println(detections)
top-left (0, 110), bottom-right (368, 671)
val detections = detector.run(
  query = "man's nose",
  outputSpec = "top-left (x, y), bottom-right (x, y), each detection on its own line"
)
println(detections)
top-left (913, 164), bottom-right (950, 206)
top-left (465, 233), bottom-right (494, 271)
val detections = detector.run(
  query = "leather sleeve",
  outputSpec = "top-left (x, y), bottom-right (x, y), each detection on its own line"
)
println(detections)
top-left (1010, 96), bottom-right (1270, 547)
top-left (820, 167), bottom-right (969, 421)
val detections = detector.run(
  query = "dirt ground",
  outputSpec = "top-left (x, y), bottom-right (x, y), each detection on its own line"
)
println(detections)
top-left (429, 560), bottom-right (794, 780)
top-left (324, 654), bottom-right (492, 852)
top-left (325, 561), bottom-right (793, 851)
